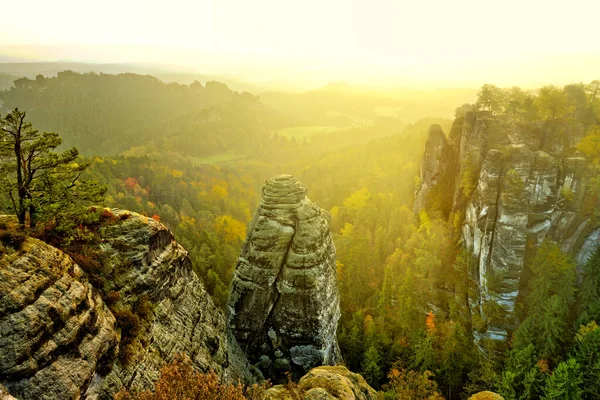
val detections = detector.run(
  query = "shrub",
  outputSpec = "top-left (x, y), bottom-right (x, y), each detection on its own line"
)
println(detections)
top-left (114, 354), bottom-right (247, 400)
top-left (0, 230), bottom-right (27, 250)
top-left (69, 252), bottom-right (102, 273)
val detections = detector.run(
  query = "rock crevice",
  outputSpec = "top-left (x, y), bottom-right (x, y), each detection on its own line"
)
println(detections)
top-left (415, 113), bottom-right (597, 345)
top-left (227, 175), bottom-right (342, 380)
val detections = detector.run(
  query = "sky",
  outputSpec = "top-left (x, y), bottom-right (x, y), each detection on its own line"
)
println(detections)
top-left (1, 0), bottom-right (599, 88)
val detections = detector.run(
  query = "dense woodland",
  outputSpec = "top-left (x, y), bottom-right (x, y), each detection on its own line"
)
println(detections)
top-left (2, 73), bottom-right (600, 399)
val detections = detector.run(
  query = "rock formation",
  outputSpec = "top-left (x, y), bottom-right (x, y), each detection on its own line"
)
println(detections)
top-left (0, 237), bottom-right (117, 399)
top-left (0, 210), bottom-right (251, 400)
top-left (415, 112), bottom-right (598, 345)
top-left (227, 174), bottom-right (342, 380)
top-left (468, 392), bottom-right (504, 400)
top-left (263, 366), bottom-right (378, 400)
top-left (414, 124), bottom-right (449, 213)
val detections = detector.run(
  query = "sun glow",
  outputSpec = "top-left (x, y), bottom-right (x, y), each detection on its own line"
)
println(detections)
top-left (1, 0), bottom-right (599, 87)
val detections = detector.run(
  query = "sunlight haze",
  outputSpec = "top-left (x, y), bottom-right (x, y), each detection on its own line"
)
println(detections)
top-left (1, 0), bottom-right (600, 87)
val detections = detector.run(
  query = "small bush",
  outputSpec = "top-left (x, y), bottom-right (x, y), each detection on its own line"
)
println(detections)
top-left (114, 307), bottom-right (143, 364)
top-left (69, 252), bottom-right (102, 273)
top-left (114, 354), bottom-right (247, 400)
top-left (115, 308), bottom-right (142, 340)
top-left (105, 290), bottom-right (121, 307)
top-left (0, 230), bottom-right (27, 250)
top-left (135, 295), bottom-right (154, 321)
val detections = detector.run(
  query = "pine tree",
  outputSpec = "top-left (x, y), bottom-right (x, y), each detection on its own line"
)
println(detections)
top-left (0, 108), bottom-right (104, 228)
top-left (514, 241), bottom-right (577, 361)
top-left (578, 246), bottom-right (600, 326)
top-left (361, 345), bottom-right (384, 387)
top-left (500, 344), bottom-right (545, 400)
top-left (572, 322), bottom-right (600, 399)
top-left (542, 358), bottom-right (583, 400)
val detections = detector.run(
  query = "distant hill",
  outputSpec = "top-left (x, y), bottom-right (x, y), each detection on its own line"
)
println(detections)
top-left (0, 61), bottom-right (264, 92)
top-left (0, 70), bottom-right (289, 156)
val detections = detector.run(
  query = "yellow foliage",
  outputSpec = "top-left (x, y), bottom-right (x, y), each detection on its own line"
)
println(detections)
top-left (211, 185), bottom-right (229, 201)
top-left (214, 215), bottom-right (246, 242)
top-left (577, 126), bottom-right (600, 165)
top-left (576, 321), bottom-right (599, 342)
top-left (170, 169), bottom-right (184, 178)
top-left (342, 188), bottom-right (371, 215)
top-left (340, 223), bottom-right (354, 237)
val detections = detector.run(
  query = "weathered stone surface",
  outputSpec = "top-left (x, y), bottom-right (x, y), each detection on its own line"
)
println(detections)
top-left (264, 366), bottom-right (378, 400)
top-left (0, 210), bottom-right (253, 400)
top-left (416, 115), bottom-right (598, 345)
top-left (468, 391), bottom-right (504, 400)
top-left (0, 237), bottom-right (117, 400)
top-left (85, 210), bottom-right (252, 398)
top-left (228, 175), bottom-right (341, 380)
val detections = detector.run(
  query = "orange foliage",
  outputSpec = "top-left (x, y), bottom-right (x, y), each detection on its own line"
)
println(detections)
top-left (537, 359), bottom-right (550, 374)
top-left (151, 214), bottom-right (161, 222)
top-left (114, 354), bottom-right (246, 400)
top-left (426, 312), bottom-right (436, 333)
top-left (124, 177), bottom-right (138, 189)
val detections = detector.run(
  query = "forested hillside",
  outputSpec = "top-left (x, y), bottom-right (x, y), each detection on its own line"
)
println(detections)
top-left (0, 71), bottom-right (289, 155)
top-left (2, 72), bottom-right (600, 399)
top-left (82, 81), bottom-right (600, 399)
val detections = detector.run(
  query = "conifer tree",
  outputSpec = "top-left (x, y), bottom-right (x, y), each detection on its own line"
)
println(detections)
top-left (542, 358), bottom-right (583, 400)
top-left (0, 108), bottom-right (104, 228)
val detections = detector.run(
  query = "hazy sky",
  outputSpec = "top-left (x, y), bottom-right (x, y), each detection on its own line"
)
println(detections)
top-left (2, 0), bottom-right (599, 87)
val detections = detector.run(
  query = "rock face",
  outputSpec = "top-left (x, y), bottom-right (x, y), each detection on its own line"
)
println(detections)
top-left (415, 112), bottom-right (597, 345)
top-left (263, 366), bottom-right (378, 400)
top-left (227, 175), bottom-right (342, 380)
top-left (0, 210), bottom-right (252, 400)
top-left (0, 237), bottom-right (117, 400)
top-left (414, 124), bottom-right (449, 214)
top-left (86, 210), bottom-right (252, 398)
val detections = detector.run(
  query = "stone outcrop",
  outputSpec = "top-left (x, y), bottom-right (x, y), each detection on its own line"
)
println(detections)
top-left (227, 175), bottom-right (341, 380)
top-left (414, 124), bottom-right (449, 213)
top-left (0, 237), bottom-right (117, 400)
top-left (264, 366), bottom-right (378, 400)
top-left (86, 210), bottom-right (252, 398)
top-left (0, 210), bottom-right (252, 400)
top-left (415, 112), bottom-right (598, 345)
top-left (468, 392), bottom-right (504, 400)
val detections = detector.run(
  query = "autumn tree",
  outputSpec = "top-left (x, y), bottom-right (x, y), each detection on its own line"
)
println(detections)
top-left (0, 108), bottom-right (104, 228)
top-left (114, 354), bottom-right (247, 400)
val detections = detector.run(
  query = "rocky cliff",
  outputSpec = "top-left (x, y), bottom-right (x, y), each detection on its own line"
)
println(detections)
top-left (0, 210), bottom-right (251, 400)
top-left (415, 112), bottom-right (599, 345)
top-left (227, 175), bottom-right (342, 381)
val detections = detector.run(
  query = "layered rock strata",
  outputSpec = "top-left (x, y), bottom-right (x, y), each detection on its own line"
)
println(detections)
top-left (227, 175), bottom-right (341, 380)
top-left (415, 112), bottom-right (597, 344)
top-left (0, 237), bottom-right (117, 399)
top-left (0, 210), bottom-right (251, 400)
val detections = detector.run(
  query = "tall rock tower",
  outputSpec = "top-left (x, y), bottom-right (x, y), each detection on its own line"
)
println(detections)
top-left (414, 112), bottom-right (598, 348)
top-left (227, 175), bottom-right (341, 380)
